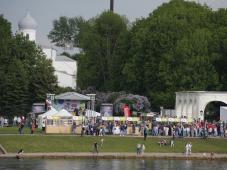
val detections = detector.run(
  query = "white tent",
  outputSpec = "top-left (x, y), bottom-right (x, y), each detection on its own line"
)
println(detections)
top-left (39, 107), bottom-right (58, 118)
top-left (85, 109), bottom-right (101, 117)
top-left (37, 108), bottom-right (58, 128)
top-left (52, 109), bottom-right (73, 117)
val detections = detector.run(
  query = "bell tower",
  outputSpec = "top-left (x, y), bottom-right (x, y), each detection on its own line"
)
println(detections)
top-left (18, 12), bottom-right (37, 42)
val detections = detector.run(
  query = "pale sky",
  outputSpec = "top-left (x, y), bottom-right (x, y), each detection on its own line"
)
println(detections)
top-left (1, 0), bottom-right (227, 48)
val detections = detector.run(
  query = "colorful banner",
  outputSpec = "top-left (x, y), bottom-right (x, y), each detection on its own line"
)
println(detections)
top-left (155, 117), bottom-right (193, 123)
top-left (100, 104), bottom-right (113, 117)
top-left (54, 100), bottom-right (85, 113)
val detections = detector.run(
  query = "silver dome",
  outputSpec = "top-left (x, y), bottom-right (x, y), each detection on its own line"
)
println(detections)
top-left (18, 12), bottom-right (37, 29)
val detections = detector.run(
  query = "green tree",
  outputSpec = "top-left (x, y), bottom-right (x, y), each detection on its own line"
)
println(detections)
top-left (77, 11), bottom-right (129, 90)
top-left (123, 0), bottom-right (216, 110)
top-left (0, 15), bottom-right (57, 117)
top-left (48, 16), bottom-right (85, 49)
top-left (1, 59), bottom-right (29, 116)
top-left (211, 9), bottom-right (227, 90)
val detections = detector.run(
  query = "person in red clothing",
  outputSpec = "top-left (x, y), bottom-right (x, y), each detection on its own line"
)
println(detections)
top-left (207, 123), bottom-right (213, 136)
top-left (31, 120), bottom-right (36, 134)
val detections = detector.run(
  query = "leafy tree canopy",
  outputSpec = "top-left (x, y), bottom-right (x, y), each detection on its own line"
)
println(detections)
top-left (0, 15), bottom-right (57, 117)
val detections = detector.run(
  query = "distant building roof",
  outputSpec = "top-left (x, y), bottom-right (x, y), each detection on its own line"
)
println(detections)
top-left (18, 12), bottom-right (37, 29)
top-left (55, 92), bottom-right (90, 101)
top-left (55, 55), bottom-right (75, 62)
top-left (176, 91), bottom-right (227, 94)
top-left (55, 70), bottom-right (75, 76)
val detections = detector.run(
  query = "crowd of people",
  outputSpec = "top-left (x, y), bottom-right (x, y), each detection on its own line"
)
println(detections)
top-left (0, 114), bottom-right (227, 139)
top-left (150, 120), bottom-right (226, 138)
top-left (0, 115), bottom-right (36, 134)
top-left (0, 116), bottom-right (8, 127)
top-left (75, 118), bottom-right (227, 139)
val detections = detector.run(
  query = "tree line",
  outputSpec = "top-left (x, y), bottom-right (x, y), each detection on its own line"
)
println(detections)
top-left (2, 0), bottom-right (227, 117)
top-left (49, 0), bottom-right (227, 111)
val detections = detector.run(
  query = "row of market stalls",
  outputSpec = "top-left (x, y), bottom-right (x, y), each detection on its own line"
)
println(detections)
top-left (38, 106), bottom-right (141, 134)
top-left (35, 92), bottom-right (195, 134)
top-left (38, 108), bottom-right (194, 134)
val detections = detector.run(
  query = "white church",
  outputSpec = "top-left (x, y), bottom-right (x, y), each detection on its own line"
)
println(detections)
top-left (17, 12), bottom-right (77, 89)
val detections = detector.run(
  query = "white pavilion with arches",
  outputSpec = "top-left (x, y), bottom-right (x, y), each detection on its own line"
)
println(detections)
top-left (175, 91), bottom-right (227, 120)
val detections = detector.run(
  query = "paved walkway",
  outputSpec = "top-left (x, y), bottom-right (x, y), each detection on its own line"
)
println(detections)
top-left (0, 152), bottom-right (227, 160)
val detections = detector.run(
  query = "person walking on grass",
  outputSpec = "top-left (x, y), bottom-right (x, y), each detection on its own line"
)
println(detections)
top-left (93, 142), bottom-right (99, 154)
top-left (100, 138), bottom-right (104, 147)
top-left (144, 126), bottom-right (148, 141)
top-left (30, 120), bottom-right (36, 134)
top-left (170, 139), bottom-right (174, 147)
top-left (72, 122), bottom-right (77, 135)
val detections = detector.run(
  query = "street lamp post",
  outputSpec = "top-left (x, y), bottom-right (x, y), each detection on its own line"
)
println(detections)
top-left (200, 110), bottom-right (203, 121)
top-left (160, 106), bottom-right (163, 117)
top-left (86, 94), bottom-right (96, 125)
top-left (86, 94), bottom-right (96, 111)
top-left (46, 93), bottom-right (55, 110)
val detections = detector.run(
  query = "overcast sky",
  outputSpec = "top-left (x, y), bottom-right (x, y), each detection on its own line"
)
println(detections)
top-left (1, 0), bottom-right (227, 47)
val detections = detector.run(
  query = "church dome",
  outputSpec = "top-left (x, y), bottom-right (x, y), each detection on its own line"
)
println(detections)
top-left (18, 12), bottom-right (37, 29)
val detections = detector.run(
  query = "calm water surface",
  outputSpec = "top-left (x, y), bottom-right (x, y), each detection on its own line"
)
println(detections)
top-left (0, 159), bottom-right (227, 170)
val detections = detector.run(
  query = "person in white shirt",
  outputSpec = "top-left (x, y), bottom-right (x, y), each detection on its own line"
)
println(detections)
top-left (141, 144), bottom-right (145, 154)
top-left (188, 142), bottom-right (192, 155)
top-left (185, 143), bottom-right (189, 156)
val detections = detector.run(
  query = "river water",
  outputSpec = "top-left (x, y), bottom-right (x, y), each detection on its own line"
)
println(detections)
top-left (0, 159), bottom-right (227, 170)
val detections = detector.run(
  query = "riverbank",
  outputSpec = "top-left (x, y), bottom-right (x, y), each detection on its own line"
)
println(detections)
top-left (1, 152), bottom-right (227, 160)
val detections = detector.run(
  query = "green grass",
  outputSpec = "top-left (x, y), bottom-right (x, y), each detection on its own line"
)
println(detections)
top-left (0, 133), bottom-right (227, 153)
top-left (0, 127), bottom-right (42, 134)
top-left (0, 127), bottom-right (227, 153)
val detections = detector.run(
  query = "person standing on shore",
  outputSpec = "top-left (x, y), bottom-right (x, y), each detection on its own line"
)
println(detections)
top-left (185, 143), bottom-right (189, 156)
top-left (188, 142), bottom-right (192, 155)
top-left (141, 144), bottom-right (145, 155)
top-left (16, 148), bottom-right (24, 159)
top-left (136, 143), bottom-right (141, 155)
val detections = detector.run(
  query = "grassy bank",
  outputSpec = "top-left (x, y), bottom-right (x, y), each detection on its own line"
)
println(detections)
top-left (0, 134), bottom-right (227, 153)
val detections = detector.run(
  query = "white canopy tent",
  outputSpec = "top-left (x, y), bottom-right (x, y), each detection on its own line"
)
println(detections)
top-left (85, 109), bottom-right (101, 117)
top-left (45, 109), bottom-right (73, 134)
top-left (51, 109), bottom-right (73, 117)
top-left (37, 107), bottom-right (58, 128)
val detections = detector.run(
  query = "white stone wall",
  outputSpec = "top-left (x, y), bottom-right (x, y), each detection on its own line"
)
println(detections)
top-left (55, 71), bottom-right (76, 88)
top-left (42, 48), bottom-right (56, 61)
top-left (53, 61), bottom-right (77, 89)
